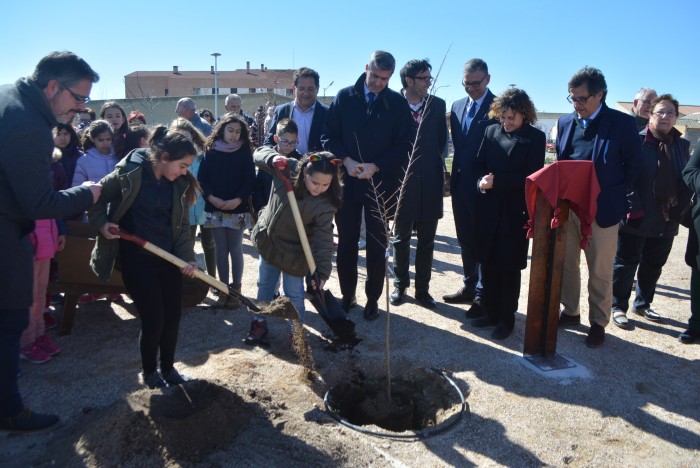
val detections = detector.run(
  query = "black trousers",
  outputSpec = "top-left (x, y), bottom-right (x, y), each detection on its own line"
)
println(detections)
top-left (392, 218), bottom-right (438, 294)
top-left (482, 266), bottom-right (521, 328)
top-left (335, 193), bottom-right (388, 302)
top-left (120, 243), bottom-right (183, 375)
top-left (451, 180), bottom-right (482, 295)
top-left (612, 231), bottom-right (675, 312)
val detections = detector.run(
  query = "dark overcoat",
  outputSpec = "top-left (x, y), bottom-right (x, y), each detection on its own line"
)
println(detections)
top-left (473, 123), bottom-right (545, 270)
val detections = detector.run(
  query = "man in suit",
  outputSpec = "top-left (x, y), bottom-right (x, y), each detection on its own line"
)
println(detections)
top-left (264, 67), bottom-right (328, 154)
top-left (390, 59), bottom-right (447, 309)
top-left (322, 50), bottom-right (413, 321)
top-left (443, 59), bottom-right (497, 317)
top-left (556, 66), bottom-right (642, 348)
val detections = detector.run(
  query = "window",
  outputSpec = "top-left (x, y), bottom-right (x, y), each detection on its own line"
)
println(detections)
top-left (230, 88), bottom-right (237, 93)
top-left (164, 89), bottom-right (169, 96)
top-left (249, 88), bottom-right (256, 94)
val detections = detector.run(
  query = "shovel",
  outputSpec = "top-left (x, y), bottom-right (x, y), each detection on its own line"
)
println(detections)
top-left (109, 227), bottom-right (261, 312)
top-left (272, 160), bottom-right (357, 343)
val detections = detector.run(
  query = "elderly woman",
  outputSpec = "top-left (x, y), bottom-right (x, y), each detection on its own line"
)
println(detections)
top-left (469, 88), bottom-right (545, 340)
top-left (611, 95), bottom-right (691, 329)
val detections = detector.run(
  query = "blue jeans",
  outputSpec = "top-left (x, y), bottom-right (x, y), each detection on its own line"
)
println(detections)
top-left (0, 308), bottom-right (29, 417)
top-left (257, 257), bottom-right (305, 321)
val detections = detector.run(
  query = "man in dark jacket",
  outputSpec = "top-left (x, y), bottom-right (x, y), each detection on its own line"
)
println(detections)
top-left (0, 51), bottom-right (101, 433)
top-left (264, 67), bottom-right (328, 154)
top-left (390, 59), bottom-right (447, 309)
top-left (322, 50), bottom-right (413, 321)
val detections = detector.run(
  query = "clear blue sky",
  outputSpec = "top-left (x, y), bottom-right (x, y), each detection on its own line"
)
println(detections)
top-left (2, 0), bottom-right (697, 113)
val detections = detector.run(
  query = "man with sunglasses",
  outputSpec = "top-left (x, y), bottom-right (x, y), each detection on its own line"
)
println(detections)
top-left (322, 50), bottom-right (413, 321)
top-left (443, 59), bottom-right (497, 318)
top-left (0, 51), bottom-right (101, 433)
top-left (555, 66), bottom-right (642, 348)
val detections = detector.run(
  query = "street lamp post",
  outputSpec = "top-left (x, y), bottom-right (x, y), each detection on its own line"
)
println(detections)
top-left (211, 52), bottom-right (221, 117)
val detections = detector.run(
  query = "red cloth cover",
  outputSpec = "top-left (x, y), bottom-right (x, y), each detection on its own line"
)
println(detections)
top-left (525, 161), bottom-right (601, 249)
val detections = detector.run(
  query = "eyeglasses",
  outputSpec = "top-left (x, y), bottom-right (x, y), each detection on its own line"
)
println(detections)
top-left (309, 153), bottom-right (342, 166)
top-left (278, 138), bottom-right (298, 146)
top-left (566, 95), bottom-right (593, 105)
top-left (410, 75), bottom-right (433, 83)
top-left (462, 76), bottom-right (487, 88)
top-left (60, 83), bottom-right (90, 104)
top-left (652, 110), bottom-right (677, 118)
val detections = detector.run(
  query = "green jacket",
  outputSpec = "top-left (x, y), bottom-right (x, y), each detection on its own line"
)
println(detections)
top-left (251, 146), bottom-right (336, 279)
top-left (88, 149), bottom-right (194, 282)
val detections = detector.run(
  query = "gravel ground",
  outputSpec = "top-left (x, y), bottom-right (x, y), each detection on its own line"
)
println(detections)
top-left (1, 202), bottom-right (699, 467)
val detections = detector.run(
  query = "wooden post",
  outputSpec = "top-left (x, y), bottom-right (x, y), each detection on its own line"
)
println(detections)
top-left (523, 190), bottom-right (570, 356)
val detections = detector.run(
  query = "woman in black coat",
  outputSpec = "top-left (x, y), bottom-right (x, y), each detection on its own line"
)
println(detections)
top-left (470, 88), bottom-right (545, 340)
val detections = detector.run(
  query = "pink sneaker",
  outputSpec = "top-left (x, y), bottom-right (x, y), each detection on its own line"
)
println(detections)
top-left (19, 343), bottom-right (51, 364)
top-left (35, 335), bottom-right (61, 356)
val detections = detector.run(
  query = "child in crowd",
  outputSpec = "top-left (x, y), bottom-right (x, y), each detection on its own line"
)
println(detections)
top-left (169, 118), bottom-right (217, 281)
top-left (122, 125), bottom-right (151, 156)
top-left (19, 149), bottom-right (67, 364)
top-left (197, 114), bottom-right (256, 309)
top-left (127, 110), bottom-right (146, 126)
top-left (99, 102), bottom-right (129, 157)
top-left (73, 120), bottom-right (121, 304)
top-left (53, 123), bottom-right (84, 184)
top-left (245, 151), bottom-right (342, 345)
top-left (72, 120), bottom-right (118, 187)
top-left (89, 126), bottom-right (200, 389)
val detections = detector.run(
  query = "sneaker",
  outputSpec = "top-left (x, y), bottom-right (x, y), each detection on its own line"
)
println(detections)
top-left (35, 334), bottom-right (61, 356)
top-left (0, 408), bottom-right (59, 433)
top-left (161, 368), bottom-right (190, 386)
top-left (244, 318), bottom-right (269, 345)
top-left (19, 343), bottom-right (51, 364)
top-left (142, 371), bottom-right (166, 389)
top-left (43, 311), bottom-right (57, 331)
top-left (78, 293), bottom-right (106, 304)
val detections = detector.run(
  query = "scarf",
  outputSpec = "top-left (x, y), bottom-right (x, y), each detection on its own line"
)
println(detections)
top-left (645, 126), bottom-right (681, 221)
top-left (213, 139), bottom-right (243, 153)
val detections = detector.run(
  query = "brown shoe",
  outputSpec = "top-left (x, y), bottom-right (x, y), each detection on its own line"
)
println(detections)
top-left (585, 323), bottom-right (605, 348)
top-left (558, 312), bottom-right (581, 327)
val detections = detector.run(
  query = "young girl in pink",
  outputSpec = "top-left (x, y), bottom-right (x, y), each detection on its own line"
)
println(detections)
top-left (20, 151), bottom-right (66, 364)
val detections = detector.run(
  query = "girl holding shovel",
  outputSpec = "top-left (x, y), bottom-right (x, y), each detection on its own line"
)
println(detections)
top-left (88, 127), bottom-right (200, 389)
top-left (246, 149), bottom-right (343, 345)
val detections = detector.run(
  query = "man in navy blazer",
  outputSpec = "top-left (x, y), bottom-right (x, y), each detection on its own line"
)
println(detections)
top-left (264, 67), bottom-right (328, 154)
top-left (443, 59), bottom-right (497, 315)
top-left (556, 66), bottom-right (642, 348)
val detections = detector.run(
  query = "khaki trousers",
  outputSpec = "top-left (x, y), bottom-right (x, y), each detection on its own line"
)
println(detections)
top-left (560, 212), bottom-right (619, 327)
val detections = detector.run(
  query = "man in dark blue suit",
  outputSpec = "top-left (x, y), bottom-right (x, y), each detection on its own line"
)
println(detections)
top-left (264, 67), bottom-right (328, 154)
top-left (556, 66), bottom-right (642, 348)
top-left (443, 59), bottom-right (497, 316)
top-left (322, 50), bottom-right (413, 321)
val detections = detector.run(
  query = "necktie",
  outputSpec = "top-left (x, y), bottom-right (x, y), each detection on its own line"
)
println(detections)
top-left (412, 109), bottom-right (421, 124)
top-left (580, 118), bottom-right (589, 128)
top-left (367, 92), bottom-right (376, 114)
top-left (467, 100), bottom-right (477, 118)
